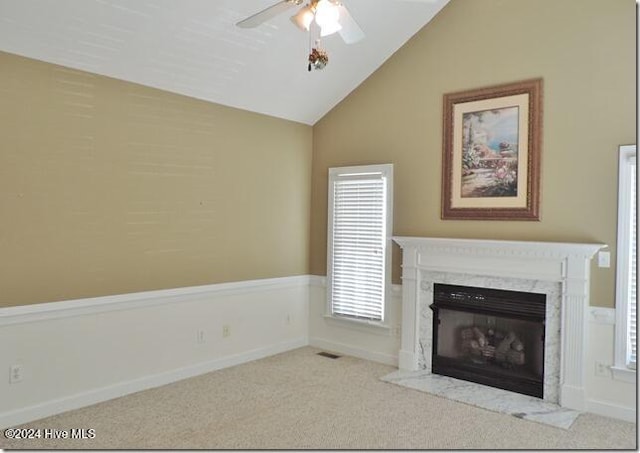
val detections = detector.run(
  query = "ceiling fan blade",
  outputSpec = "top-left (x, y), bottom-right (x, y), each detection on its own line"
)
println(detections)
top-left (290, 5), bottom-right (314, 32)
top-left (336, 4), bottom-right (364, 44)
top-left (236, 0), bottom-right (299, 28)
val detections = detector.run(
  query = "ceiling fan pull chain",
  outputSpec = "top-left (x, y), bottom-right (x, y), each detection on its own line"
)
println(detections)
top-left (308, 26), bottom-right (313, 71)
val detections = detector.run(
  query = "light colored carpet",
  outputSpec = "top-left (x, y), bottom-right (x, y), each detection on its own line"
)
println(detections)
top-left (1, 347), bottom-right (636, 450)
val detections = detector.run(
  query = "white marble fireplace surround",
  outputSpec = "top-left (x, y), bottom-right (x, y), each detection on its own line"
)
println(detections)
top-left (392, 237), bottom-right (604, 413)
top-left (417, 272), bottom-right (562, 403)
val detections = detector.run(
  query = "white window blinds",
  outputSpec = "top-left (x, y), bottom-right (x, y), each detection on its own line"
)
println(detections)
top-left (327, 165), bottom-right (392, 322)
top-left (615, 145), bottom-right (636, 374)
top-left (627, 158), bottom-right (636, 366)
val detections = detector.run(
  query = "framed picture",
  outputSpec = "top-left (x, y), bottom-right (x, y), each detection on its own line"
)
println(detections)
top-left (441, 79), bottom-right (542, 220)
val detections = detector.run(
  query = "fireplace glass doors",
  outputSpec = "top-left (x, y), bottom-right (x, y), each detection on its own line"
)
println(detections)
top-left (431, 284), bottom-right (546, 398)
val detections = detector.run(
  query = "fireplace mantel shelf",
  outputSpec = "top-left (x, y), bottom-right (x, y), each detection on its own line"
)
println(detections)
top-left (393, 236), bottom-right (605, 259)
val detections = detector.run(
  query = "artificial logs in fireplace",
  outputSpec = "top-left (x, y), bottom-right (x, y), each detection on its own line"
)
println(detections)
top-left (460, 326), bottom-right (526, 366)
top-left (430, 284), bottom-right (546, 398)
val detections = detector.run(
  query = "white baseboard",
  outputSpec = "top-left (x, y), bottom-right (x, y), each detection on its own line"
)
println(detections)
top-left (309, 337), bottom-right (398, 366)
top-left (586, 398), bottom-right (636, 423)
top-left (0, 337), bottom-right (307, 429)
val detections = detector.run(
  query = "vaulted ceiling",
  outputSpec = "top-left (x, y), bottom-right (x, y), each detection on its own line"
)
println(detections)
top-left (0, 0), bottom-right (449, 124)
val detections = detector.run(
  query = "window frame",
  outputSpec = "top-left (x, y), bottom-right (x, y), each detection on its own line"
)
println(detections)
top-left (613, 144), bottom-right (636, 382)
top-left (325, 163), bottom-right (394, 328)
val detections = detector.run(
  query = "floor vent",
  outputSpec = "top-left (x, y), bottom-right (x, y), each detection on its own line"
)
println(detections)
top-left (317, 351), bottom-right (341, 359)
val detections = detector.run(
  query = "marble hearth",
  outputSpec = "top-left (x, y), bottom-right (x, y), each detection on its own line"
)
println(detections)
top-left (391, 237), bottom-right (604, 412)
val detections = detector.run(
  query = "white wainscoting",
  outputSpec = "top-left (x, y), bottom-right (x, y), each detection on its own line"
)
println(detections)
top-left (586, 307), bottom-right (636, 423)
top-left (1, 276), bottom-right (634, 428)
top-left (0, 276), bottom-right (310, 429)
top-left (308, 276), bottom-right (402, 366)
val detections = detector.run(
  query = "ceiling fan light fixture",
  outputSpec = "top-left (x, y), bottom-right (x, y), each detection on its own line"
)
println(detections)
top-left (319, 21), bottom-right (342, 37)
top-left (291, 5), bottom-right (314, 31)
top-left (314, 0), bottom-right (340, 35)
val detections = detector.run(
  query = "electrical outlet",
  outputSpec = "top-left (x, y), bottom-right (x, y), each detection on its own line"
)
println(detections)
top-left (196, 329), bottom-right (205, 344)
top-left (595, 361), bottom-right (611, 377)
top-left (222, 324), bottom-right (231, 338)
top-left (392, 324), bottom-right (401, 338)
top-left (286, 314), bottom-right (291, 325)
top-left (10, 364), bottom-right (23, 384)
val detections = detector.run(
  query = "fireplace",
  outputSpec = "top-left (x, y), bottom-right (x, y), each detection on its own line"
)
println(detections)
top-left (430, 284), bottom-right (546, 398)
top-left (392, 236), bottom-right (604, 410)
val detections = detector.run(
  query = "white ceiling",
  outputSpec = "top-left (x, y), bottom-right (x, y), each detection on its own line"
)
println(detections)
top-left (0, 0), bottom-right (449, 125)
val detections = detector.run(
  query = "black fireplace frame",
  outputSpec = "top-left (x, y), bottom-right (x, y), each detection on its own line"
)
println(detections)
top-left (430, 284), bottom-right (546, 398)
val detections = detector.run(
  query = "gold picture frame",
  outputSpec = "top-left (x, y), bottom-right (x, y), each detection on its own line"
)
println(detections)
top-left (442, 79), bottom-right (542, 220)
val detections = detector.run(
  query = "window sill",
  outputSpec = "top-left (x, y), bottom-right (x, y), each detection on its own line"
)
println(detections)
top-left (611, 365), bottom-right (636, 383)
top-left (323, 314), bottom-right (393, 336)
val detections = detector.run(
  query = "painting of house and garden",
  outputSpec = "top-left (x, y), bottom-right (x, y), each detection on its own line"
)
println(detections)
top-left (461, 106), bottom-right (520, 198)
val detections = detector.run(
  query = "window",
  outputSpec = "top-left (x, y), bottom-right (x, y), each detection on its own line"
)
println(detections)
top-left (613, 144), bottom-right (636, 380)
top-left (327, 164), bottom-right (393, 324)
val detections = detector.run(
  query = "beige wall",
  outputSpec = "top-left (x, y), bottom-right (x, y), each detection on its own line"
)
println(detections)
top-left (0, 51), bottom-right (312, 307)
top-left (1, 0), bottom-right (634, 308)
top-left (310, 0), bottom-right (635, 307)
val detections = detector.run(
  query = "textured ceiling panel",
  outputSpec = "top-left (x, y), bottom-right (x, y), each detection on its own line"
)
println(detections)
top-left (0, 0), bottom-right (449, 124)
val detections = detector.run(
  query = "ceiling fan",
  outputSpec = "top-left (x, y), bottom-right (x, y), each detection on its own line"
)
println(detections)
top-left (236, 0), bottom-right (364, 70)
top-left (236, 0), bottom-right (364, 44)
